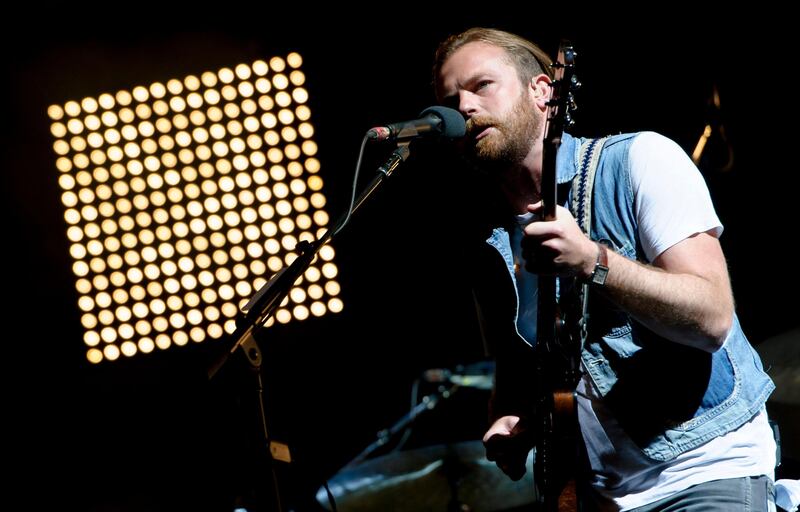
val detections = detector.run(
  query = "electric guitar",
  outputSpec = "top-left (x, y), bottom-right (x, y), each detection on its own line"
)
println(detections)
top-left (534, 41), bottom-right (582, 512)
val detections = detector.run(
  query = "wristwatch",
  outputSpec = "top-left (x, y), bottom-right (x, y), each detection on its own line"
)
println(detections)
top-left (588, 242), bottom-right (609, 286)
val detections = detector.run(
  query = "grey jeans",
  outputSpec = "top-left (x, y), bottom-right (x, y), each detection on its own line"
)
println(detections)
top-left (626, 476), bottom-right (776, 512)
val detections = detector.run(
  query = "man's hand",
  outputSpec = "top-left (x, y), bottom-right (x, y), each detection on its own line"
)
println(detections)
top-left (483, 415), bottom-right (534, 481)
top-left (521, 202), bottom-right (596, 279)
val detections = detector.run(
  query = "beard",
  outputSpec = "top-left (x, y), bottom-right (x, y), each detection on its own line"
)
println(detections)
top-left (464, 91), bottom-right (542, 170)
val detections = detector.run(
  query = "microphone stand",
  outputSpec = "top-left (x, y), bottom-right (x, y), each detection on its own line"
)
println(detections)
top-left (207, 141), bottom-right (411, 512)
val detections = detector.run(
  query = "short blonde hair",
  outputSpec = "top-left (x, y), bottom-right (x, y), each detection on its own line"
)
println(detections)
top-left (433, 27), bottom-right (554, 88)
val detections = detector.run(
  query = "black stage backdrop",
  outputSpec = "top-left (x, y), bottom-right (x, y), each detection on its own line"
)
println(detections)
top-left (3, 7), bottom-right (797, 511)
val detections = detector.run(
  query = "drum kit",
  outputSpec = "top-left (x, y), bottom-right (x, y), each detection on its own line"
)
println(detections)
top-left (315, 360), bottom-right (538, 512)
top-left (309, 329), bottom-right (800, 511)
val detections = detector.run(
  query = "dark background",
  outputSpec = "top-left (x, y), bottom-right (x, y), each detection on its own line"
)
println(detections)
top-left (4, 7), bottom-right (797, 511)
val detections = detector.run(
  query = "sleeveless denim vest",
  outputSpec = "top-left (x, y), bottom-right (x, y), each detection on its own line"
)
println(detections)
top-left (476, 132), bottom-right (774, 461)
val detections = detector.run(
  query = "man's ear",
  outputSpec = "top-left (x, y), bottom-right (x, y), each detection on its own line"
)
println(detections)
top-left (531, 74), bottom-right (551, 109)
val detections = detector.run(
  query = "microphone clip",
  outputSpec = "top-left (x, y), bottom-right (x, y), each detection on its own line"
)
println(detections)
top-left (377, 143), bottom-right (410, 177)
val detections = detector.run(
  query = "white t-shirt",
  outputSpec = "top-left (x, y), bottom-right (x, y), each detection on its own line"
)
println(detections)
top-left (512, 132), bottom-right (776, 510)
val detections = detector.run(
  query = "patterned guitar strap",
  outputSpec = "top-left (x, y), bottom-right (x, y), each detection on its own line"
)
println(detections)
top-left (570, 136), bottom-right (609, 349)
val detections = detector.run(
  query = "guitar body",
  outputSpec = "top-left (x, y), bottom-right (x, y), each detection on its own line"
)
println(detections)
top-left (533, 43), bottom-right (582, 512)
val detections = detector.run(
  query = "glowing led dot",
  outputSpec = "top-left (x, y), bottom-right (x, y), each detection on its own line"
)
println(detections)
top-left (278, 217), bottom-right (295, 233)
top-left (85, 115), bottom-right (102, 131)
top-left (328, 298), bottom-right (344, 313)
top-left (119, 108), bottom-right (135, 123)
top-left (170, 96), bottom-right (187, 112)
top-left (163, 78), bottom-right (182, 95)
top-left (205, 324), bottom-right (222, 338)
top-left (321, 263), bottom-right (338, 279)
top-left (118, 323), bottom-right (134, 340)
top-left (130, 286), bottom-right (146, 301)
top-left (136, 338), bottom-right (154, 353)
top-left (291, 88), bottom-right (309, 104)
top-left (319, 245), bottom-right (335, 261)
top-left (73, 153), bottom-right (90, 169)
top-left (276, 91), bottom-right (292, 107)
top-left (173, 114), bottom-right (189, 130)
top-left (276, 200), bottom-right (292, 216)
top-left (88, 239), bottom-right (105, 255)
top-left (306, 158), bottom-right (321, 173)
top-left (310, 301), bottom-right (327, 317)
top-left (132, 85), bottom-right (149, 102)
top-left (313, 211), bottom-right (329, 226)
top-left (173, 331), bottom-right (189, 346)
top-left (150, 298), bottom-right (166, 314)
top-left (269, 56), bottom-right (286, 72)
top-left (293, 305), bottom-right (309, 320)
top-left (217, 67), bottom-right (234, 84)
top-left (51, 123), bottom-right (68, 138)
top-left (264, 238), bottom-right (281, 254)
top-left (267, 148), bottom-right (283, 163)
top-left (56, 157), bottom-right (73, 172)
top-left (308, 284), bottom-right (323, 299)
top-left (62, 192), bottom-right (78, 207)
top-left (86, 348), bottom-right (103, 363)
top-left (155, 334), bottom-right (171, 350)
top-left (70, 136), bottom-right (87, 152)
top-left (272, 308), bottom-right (290, 324)
top-left (180, 275), bottom-right (197, 291)
top-left (152, 316), bottom-right (168, 332)
top-left (119, 342), bottom-right (138, 358)
top-left (48, 104), bottom-right (65, 120)
top-left (64, 100), bottom-right (81, 117)
top-left (148, 82), bottom-right (165, 98)
top-left (248, 59), bottom-right (267, 76)
top-left (77, 295), bottom-right (94, 312)
top-left (113, 289), bottom-right (129, 304)
top-left (100, 326), bottom-right (118, 343)
top-left (267, 256), bottom-right (283, 272)
top-left (305, 266), bottom-right (321, 282)
top-left (302, 140), bottom-right (318, 156)
top-left (134, 104), bottom-right (152, 119)
top-left (290, 287), bottom-right (306, 304)
top-left (283, 144), bottom-right (300, 160)
top-left (238, 81), bottom-right (254, 98)
top-left (186, 327), bottom-right (203, 342)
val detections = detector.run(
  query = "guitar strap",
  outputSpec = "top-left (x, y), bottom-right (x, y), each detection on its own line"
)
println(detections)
top-left (570, 137), bottom-right (608, 234)
top-left (570, 136), bottom-right (609, 348)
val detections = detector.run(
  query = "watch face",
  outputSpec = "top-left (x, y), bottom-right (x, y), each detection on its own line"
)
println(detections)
top-left (592, 265), bottom-right (609, 285)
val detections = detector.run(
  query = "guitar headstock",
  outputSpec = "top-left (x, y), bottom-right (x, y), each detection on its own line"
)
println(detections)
top-left (546, 42), bottom-right (579, 138)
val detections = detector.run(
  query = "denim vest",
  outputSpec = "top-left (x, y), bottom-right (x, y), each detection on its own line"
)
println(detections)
top-left (475, 132), bottom-right (774, 462)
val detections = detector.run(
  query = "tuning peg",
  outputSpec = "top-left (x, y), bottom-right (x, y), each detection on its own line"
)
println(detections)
top-left (569, 98), bottom-right (578, 113)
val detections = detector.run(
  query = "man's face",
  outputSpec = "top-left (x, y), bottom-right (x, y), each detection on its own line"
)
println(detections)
top-left (436, 42), bottom-right (542, 168)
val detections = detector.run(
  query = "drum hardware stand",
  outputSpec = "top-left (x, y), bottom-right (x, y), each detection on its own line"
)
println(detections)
top-left (344, 379), bottom-right (459, 469)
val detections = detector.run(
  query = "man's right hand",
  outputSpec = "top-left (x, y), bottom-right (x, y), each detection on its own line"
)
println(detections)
top-left (483, 415), bottom-right (534, 481)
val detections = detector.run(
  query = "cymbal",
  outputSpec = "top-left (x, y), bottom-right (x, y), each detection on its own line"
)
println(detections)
top-left (758, 327), bottom-right (800, 406)
top-left (317, 440), bottom-right (536, 512)
top-left (758, 327), bottom-right (800, 461)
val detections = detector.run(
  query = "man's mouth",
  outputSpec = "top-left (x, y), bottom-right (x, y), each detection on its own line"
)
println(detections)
top-left (473, 126), bottom-right (492, 141)
top-left (466, 121), bottom-right (492, 140)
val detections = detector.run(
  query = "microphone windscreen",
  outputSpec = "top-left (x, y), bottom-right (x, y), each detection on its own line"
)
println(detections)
top-left (419, 106), bottom-right (466, 139)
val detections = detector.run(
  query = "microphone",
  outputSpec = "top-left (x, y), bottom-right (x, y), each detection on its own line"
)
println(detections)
top-left (367, 106), bottom-right (466, 141)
